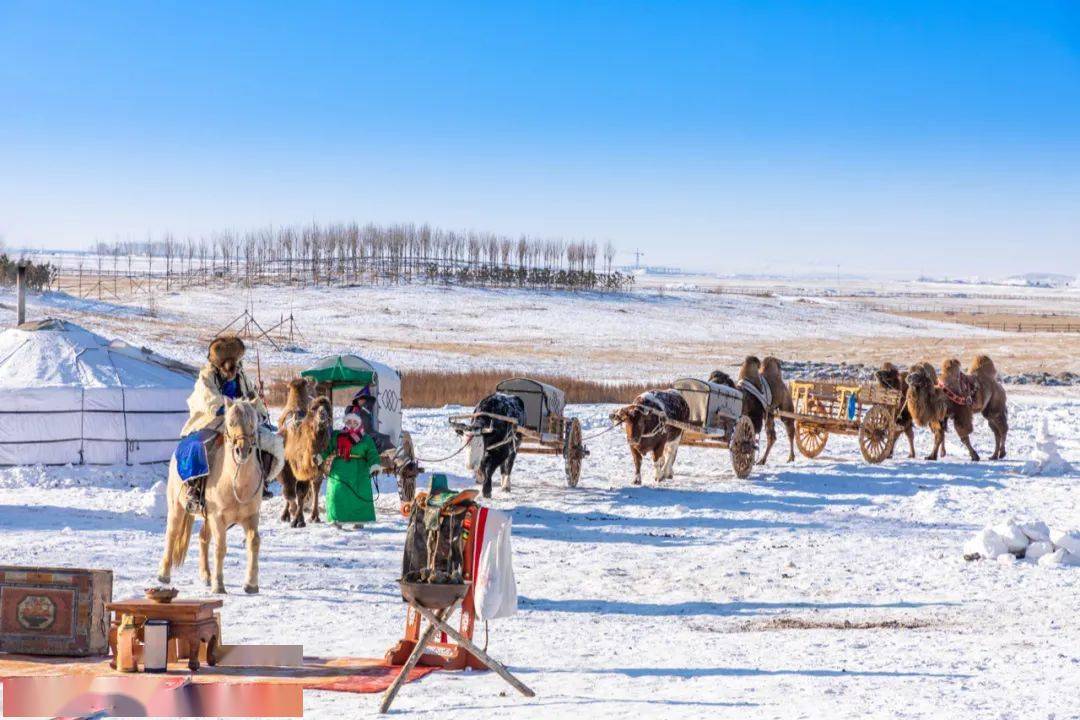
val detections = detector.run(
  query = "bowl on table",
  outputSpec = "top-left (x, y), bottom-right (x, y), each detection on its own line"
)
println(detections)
top-left (144, 587), bottom-right (179, 603)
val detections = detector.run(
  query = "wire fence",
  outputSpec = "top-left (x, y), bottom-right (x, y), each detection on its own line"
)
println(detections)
top-left (43, 253), bottom-right (636, 302)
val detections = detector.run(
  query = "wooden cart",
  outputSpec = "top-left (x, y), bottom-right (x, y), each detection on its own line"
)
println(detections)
top-left (667, 378), bottom-right (758, 479)
top-left (449, 378), bottom-right (589, 487)
top-left (775, 380), bottom-right (902, 464)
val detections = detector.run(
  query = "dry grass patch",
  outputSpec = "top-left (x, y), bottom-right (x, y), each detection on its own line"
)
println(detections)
top-left (742, 617), bottom-right (940, 632)
top-left (263, 368), bottom-right (654, 408)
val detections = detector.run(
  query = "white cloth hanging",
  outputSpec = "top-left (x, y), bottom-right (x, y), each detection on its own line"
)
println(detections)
top-left (472, 507), bottom-right (517, 621)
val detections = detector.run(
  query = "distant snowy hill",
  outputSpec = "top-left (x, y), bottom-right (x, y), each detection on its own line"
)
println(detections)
top-left (1004, 272), bottom-right (1076, 288)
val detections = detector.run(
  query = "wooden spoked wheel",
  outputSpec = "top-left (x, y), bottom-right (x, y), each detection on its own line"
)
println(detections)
top-left (729, 415), bottom-right (757, 479)
top-left (795, 422), bottom-right (828, 458)
top-left (859, 404), bottom-right (896, 464)
top-left (563, 418), bottom-right (584, 487)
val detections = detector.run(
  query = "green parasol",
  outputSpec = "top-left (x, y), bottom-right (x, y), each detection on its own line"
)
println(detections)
top-left (300, 355), bottom-right (375, 387)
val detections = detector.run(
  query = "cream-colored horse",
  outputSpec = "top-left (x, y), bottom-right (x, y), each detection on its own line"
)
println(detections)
top-left (157, 399), bottom-right (264, 594)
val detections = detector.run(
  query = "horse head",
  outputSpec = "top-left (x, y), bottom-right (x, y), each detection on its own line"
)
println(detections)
top-left (223, 397), bottom-right (259, 465)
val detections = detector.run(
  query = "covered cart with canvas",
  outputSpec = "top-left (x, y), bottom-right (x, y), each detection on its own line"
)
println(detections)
top-left (449, 377), bottom-right (589, 487)
top-left (670, 378), bottom-right (758, 478)
top-left (300, 354), bottom-right (421, 500)
top-left (775, 380), bottom-right (902, 463)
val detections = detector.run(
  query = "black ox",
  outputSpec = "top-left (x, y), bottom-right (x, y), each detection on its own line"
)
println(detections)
top-left (457, 392), bottom-right (526, 498)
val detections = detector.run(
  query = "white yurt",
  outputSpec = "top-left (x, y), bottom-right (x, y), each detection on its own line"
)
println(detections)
top-left (0, 319), bottom-right (196, 465)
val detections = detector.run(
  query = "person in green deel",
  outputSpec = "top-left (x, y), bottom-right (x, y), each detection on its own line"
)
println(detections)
top-left (325, 402), bottom-right (382, 529)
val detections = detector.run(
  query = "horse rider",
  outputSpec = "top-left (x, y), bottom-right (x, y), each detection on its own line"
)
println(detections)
top-left (174, 335), bottom-right (285, 513)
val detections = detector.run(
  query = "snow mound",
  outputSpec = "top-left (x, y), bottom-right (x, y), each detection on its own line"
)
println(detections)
top-left (1049, 528), bottom-right (1080, 556)
top-left (1038, 549), bottom-right (1080, 567)
top-left (1019, 520), bottom-right (1051, 543)
top-left (140, 480), bottom-right (169, 518)
top-left (964, 518), bottom-right (1080, 567)
top-left (963, 527), bottom-right (1009, 561)
top-left (1021, 419), bottom-right (1076, 476)
top-left (991, 522), bottom-right (1029, 555)
top-left (1025, 541), bottom-right (1054, 562)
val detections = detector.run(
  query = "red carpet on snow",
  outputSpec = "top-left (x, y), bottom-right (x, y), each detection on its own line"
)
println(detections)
top-left (0, 653), bottom-right (438, 695)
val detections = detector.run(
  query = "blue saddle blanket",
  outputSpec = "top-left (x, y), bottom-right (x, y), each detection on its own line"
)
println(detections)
top-left (175, 429), bottom-right (218, 483)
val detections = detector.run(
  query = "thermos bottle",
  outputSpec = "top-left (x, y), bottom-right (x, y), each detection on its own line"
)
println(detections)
top-left (143, 620), bottom-right (169, 673)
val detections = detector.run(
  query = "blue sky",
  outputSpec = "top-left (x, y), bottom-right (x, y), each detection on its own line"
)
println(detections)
top-left (2, 1), bottom-right (1079, 276)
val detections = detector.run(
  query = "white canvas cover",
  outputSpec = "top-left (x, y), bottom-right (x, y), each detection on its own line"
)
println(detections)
top-left (673, 378), bottom-right (743, 431)
top-left (365, 357), bottom-right (402, 446)
top-left (0, 319), bottom-right (196, 465)
top-left (495, 378), bottom-right (566, 440)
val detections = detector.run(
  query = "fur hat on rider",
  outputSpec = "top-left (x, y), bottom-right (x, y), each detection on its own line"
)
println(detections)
top-left (208, 335), bottom-right (246, 378)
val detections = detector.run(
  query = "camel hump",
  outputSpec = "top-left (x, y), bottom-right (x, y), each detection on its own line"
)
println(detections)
top-left (761, 356), bottom-right (783, 381)
top-left (970, 354), bottom-right (997, 378)
top-left (738, 355), bottom-right (762, 382)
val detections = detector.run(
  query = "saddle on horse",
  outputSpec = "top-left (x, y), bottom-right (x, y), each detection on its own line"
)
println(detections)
top-left (174, 428), bottom-right (277, 514)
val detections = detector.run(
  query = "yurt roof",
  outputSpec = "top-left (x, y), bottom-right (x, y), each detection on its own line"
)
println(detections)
top-left (0, 318), bottom-right (197, 390)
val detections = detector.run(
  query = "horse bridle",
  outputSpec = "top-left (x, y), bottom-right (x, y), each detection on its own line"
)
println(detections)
top-left (227, 426), bottom-right (256, 465)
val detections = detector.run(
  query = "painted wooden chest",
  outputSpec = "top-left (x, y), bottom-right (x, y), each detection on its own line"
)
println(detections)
top-left (0, 566), bottom-right (113, 656)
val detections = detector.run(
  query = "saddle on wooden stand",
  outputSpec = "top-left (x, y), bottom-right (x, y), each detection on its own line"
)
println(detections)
top-left (381, 476), bottom-right (534, 713)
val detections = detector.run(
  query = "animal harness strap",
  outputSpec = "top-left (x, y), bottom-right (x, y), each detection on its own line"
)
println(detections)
top-left (738, 378), bottom-right (772, 409)
top-left (938, 374), bottom-right (977, 406)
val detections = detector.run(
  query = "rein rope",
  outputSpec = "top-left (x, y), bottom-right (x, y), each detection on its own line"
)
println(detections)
top-left (612, 403), bottom-right (670, 445)
top-left (414, 438), bottom-right (472, 464)
top-left (484, 428), bottom-right (518, 452)
top-left (581, 420), bottom-right (620, 442)
top-left (229, 431), bottom-right (263, 505)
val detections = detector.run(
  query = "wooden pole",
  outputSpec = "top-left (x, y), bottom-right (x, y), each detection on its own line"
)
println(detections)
top-left (16, 262), bottom-right (28, 325)
top-left (411, 603), bottom-right (536, 699)
top-left (379, 603), bottom-right (454, 714)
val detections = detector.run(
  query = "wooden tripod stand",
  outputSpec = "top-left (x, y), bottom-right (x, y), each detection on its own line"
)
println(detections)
top-left (380, 592), bottom-right (535, 713)
top-left (381, 504), bottom-right (535, 712)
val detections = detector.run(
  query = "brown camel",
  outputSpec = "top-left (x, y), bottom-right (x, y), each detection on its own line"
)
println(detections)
top-left (278, 377), bottom-right (314, 432)
top-left (940, 356), bottom-right (1009, 460)
top-left (876, 362), bottom-right (916, 459)
top-left (905, 362), bottom-right (952, 460)
top-left (757, 356), bottom-right (795, 464)
top-left (280, 395), bottom-right (333, 527)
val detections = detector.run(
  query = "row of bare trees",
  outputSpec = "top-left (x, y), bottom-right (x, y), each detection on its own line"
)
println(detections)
top-left (88, 223), bottom-right (630, 292)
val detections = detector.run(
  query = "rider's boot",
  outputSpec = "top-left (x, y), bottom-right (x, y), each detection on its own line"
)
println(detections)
top-left (184, 479), bottom-right (206, 515)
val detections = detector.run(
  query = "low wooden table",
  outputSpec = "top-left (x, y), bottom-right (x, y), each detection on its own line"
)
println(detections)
top-left (106, 599), bottom-right (222, 672)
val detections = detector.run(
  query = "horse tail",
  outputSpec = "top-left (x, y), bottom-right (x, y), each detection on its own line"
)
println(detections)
top-left (170, 510), bottom-right (196, 568)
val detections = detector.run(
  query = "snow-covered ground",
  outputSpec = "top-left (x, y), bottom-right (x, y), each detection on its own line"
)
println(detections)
top-left (2, 283), bottom-right (1026, 381)
top-left (2, 391), bottom-right (1079, 718)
